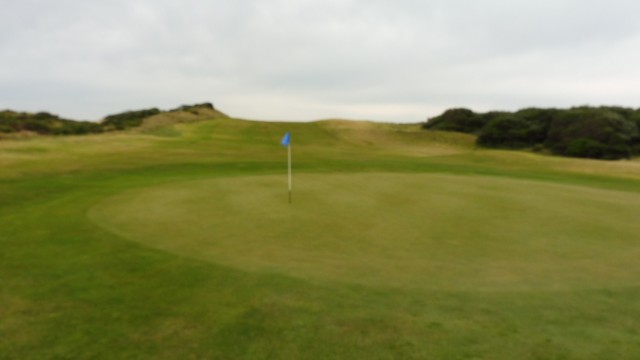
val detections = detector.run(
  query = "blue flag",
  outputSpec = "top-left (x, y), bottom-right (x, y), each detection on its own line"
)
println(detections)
top-left (281, 132), bottom-right (291, 147)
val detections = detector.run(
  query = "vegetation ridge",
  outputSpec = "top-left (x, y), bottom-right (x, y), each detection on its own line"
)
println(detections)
top-left (0, 102), bottom-right (227, 138)
top-left (424, 106), bottom-right (640, 160)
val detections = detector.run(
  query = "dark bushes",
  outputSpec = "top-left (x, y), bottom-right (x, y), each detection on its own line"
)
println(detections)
top-left (171, 102), bottom-right (215, 113)
top-left (422, 108), bottom-right (488, 134)
top-left (424, 106), bottom-right (640, 160)
top-left (0, 110), bottom-right (102, 135)
top-left (477, 114), bottom-right (536, 148)
top-left (546, 108), bottom-right (637, 159)
top-left (101, 108), bottom-right (161, 130)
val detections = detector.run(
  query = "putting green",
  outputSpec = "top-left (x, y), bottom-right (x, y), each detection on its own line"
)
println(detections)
top-left (89, 173), bottom-right (640, 291)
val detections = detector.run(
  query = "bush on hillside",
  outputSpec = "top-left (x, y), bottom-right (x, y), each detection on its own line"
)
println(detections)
top-left (626, 110), bottom-right (640, 153)
top-left (1, 101), bottom-right (223, 139)
top-left (478, 111), bottom-right (510, 125)
top-left (546, 108), bottom-right (637, 159)
top-left (101, 108), bottom-right (161, 130)
top-left (423, 108), bottom-right (488, 134)
top-left (52, 121), bottom-right (102, 135)
top-left (171, 103), bottom-right (215, 114)
top-left (424, 106), bottom-right (640, 160)
top-left (477, 108), bottom-right (560, 149)
top-left (0, 110), bottom-right (102, 135)
top-left (477, 114), bottom-right (535, 148)
top-left (514, 108), bottom-right (558, 143)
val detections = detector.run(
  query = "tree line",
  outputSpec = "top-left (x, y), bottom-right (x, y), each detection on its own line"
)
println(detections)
top-left (423, 106), bottom-right (640, 160)
top-left (0, 103), bottom-right (217, 137)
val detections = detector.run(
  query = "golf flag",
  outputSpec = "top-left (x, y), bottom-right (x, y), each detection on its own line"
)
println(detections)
top-left (281, 132), bottom-right (292, 203)
top-left (281, 132), bottom-right (291, 147)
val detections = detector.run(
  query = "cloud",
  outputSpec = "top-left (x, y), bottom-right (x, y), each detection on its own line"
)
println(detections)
top-left (1, 0), bottom-right (640, 122)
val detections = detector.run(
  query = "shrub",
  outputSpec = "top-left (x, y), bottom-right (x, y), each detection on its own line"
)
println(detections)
top-left (172, 103), bottom-right (215, 113)
top-left (0, 110), bottom-right (102, 136)
top-left (423, 108), bottom-right (487, 134)
top-left (546, 108), bottom-right (637, 159)
top-left (101, 108), bottom-right (161, 130)
top-left (477, 114), bottom-right (535, 148)
top-left (514, 108), bottom-right (558, 144)
top-left (424, 106), bottom-right (640, 160)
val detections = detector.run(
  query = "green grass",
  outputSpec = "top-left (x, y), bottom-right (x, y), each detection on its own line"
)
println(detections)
top-left (90, 173), bottom-right (640, 292)
top-left (2, 116), bottom-right (640, 359)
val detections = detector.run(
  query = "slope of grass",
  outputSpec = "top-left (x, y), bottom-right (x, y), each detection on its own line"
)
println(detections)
top-left (2, 115), bottom-right (640, 359)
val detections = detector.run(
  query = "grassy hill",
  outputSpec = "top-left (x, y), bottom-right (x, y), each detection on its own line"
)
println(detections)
top-left (2, 113), bottom-right (640, 359)
top-left (0, 102), bottom-right (228, 138)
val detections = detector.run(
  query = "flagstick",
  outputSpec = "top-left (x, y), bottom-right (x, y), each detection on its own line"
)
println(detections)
top-left (288, 143), bottom-right (292, 204)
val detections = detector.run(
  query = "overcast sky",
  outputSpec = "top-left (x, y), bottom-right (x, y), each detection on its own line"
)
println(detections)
top-left (2, 0), bottom-right (640, 122)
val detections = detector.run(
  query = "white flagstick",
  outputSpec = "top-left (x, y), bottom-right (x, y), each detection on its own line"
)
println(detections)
top-left (288, 142), bottom-right (292, 204)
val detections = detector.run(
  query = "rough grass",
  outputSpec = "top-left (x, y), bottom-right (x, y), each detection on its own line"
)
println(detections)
top-left (2, 116), bottom-right (640, 359)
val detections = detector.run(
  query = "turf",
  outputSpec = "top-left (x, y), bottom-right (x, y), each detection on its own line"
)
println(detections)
top-left (2, 115), bottom-right (640, 359)
top-left (90, 173), bottom-right (640, 292)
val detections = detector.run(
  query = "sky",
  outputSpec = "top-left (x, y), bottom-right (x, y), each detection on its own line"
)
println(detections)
top-left (2, 0), bottom-right (640, 123)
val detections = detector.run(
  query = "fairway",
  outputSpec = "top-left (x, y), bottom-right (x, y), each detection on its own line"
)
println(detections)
top-left (90, 173), bottom-right (640, 291)
top-left (4, 116), bottom-right (640, 359)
